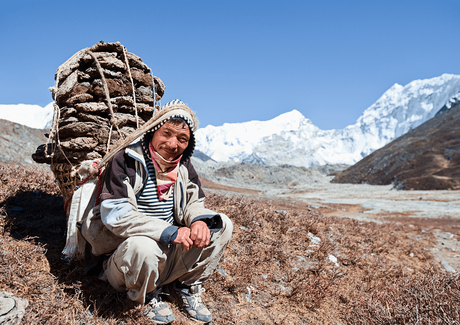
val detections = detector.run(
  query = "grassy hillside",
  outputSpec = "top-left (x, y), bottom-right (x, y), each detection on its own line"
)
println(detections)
top-left (0, 163), bottom-right (458, 324)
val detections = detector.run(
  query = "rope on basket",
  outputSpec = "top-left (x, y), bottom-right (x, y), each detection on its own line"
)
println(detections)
top-left (122, 46), bottom-right (140, 128)
top-left (86, 50), bottom-right (125, 149)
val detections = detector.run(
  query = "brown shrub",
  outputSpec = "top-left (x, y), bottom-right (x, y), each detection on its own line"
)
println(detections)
top-left (0, 163), bottom-right (458, 324)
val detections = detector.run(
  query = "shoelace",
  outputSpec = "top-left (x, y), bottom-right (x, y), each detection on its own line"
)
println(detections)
top-left (187, 286), bottom-right (206, 309)
top-left (147, 292), bottom-right (164, 309)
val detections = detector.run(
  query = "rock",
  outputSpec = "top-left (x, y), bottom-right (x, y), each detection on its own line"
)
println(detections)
top-left (54, 50), bottom-right (87, 82)
top-left (328, 254), bottom-right (340, 267)
top-left (441, 260), bottom-right (456, 272)
top-left (130, 69), bottom-right (153, 87)
top-left (55, 71), bottom-right (91, 105)
top-left (74, 102), bottom-right (108, 113)
top-left (125, 52), bottom-right (151, 72)
top-left (60, 107), bottom-right (78, 118)
top-left (58, 116), bottom-right (79, 126)
top-left (89, 78), bottom-right (129, 98)
top-left (76, 113), bottom-right (109, 125)
top-left (93, 54), bottom-right (126, 71)
top-left (59, 137), bottom-right (99, 151)
top-left (216, 266), bottom-right (227, 276)
top-left (58, 122), bottom-right (108, 138)
top-left (0, 291), bottom-right (28, 325)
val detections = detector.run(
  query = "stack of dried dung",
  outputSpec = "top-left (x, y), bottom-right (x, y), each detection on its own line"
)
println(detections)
top-left (32, 41), bottom-right (165, 206)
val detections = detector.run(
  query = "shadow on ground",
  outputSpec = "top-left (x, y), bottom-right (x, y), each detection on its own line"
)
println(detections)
top-left (1, 190), bottom-right (137, 319)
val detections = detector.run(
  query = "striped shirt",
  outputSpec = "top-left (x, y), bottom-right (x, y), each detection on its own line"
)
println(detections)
top-left (136, 140), bottom-right (174, 224)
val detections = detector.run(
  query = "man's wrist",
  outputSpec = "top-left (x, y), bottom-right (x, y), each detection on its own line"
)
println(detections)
top-left (191, 220), bottom-right (207, 226)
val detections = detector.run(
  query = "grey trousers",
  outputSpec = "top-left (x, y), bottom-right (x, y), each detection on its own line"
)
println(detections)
top-left (102, 214), bottom-right (233, 304)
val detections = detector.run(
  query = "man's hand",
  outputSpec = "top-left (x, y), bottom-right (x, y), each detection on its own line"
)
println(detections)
top-left (172, 227), bottom-right (194, 252)
top-left (190, 220), bottom-right (210, 248)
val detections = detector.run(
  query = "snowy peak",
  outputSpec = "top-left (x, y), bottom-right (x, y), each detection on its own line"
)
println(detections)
top-left (355, 74), bottom-right (460, 141)
top-left (196, 74), bottom-right (460, 167)
top-left (0, 103), bottom-right (54, 129)
top-left (2, 74), bottom-right (460, 168)
top-left (195, 109), bottom-right (318, 162)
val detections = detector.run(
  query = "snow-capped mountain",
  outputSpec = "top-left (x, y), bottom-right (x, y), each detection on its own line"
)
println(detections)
top-left (2, 74), bottom-right (460, 168)
top-left (0, 103), bottom-right (54, 129)
top-left (195, 73), bottom-right (460, 167)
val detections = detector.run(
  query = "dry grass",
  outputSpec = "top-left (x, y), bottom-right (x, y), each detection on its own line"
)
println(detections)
top-left (0, 163), bottom-right (458, 324)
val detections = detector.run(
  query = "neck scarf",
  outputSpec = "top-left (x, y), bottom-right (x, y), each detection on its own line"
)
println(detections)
top-left (149, 142), bottom-right (182, 201)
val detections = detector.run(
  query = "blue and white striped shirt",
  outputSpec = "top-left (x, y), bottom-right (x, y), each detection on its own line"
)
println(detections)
top-left (136, 142), bottom-right (174, 224)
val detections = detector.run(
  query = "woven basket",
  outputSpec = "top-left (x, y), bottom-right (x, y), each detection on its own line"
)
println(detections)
top-left (33, 41), bottom-right (165, 215)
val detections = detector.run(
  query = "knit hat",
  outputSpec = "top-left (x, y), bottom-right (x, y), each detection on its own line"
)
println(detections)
top-left (98, 100), bottom-right (199, 168)
top-left (146, 99), bottom-right (198, 162)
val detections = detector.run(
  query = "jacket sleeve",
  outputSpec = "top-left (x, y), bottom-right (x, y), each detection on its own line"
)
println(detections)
top-left (178, 166), bottom-right (224, 232)
top-left (99, 150), bottom-right (179, 245)
top-left (183, 159), bottom-right (205, 199)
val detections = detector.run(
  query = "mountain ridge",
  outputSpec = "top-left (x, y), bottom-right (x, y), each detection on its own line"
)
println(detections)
top-left (332, 99), bottom-right (460, 190)
top-left (2, 73), bottom-right (460, 168)
top-left (196, 73), bottom-right (460, 167)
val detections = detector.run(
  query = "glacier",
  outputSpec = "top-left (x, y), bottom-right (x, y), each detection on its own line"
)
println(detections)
top-left (195, 73), bottom-right (460, 167)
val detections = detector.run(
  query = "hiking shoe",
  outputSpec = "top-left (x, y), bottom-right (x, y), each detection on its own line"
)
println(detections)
top-left (144, 290), bottom-right (175, 324)
top-left (166, 282), bottom-right (212, 323)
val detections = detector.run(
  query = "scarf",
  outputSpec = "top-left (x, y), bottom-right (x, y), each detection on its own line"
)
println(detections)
top-left (149, 142), bottom-right (182, 201)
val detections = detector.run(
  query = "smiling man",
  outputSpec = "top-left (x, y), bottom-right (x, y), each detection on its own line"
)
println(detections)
top-left (81, 100), bottom-right (233, 324)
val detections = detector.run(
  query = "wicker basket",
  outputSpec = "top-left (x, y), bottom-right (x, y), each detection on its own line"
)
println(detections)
top-left (32, 41), bottom-right (165, 215)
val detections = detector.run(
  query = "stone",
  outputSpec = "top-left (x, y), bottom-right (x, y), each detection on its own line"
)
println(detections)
top-left (130, 69), bottom-right (153, 87)
top-left (308, 232), bottom-right (321, 247)
top-left (54, 74), bottom-right (91, 106)
top-left (0, 291), bottom-right (28, 325)
top-left (441, 260), bottom-right (456, 272)
top-left (66, 93), bottom-right (94, 106)
top-left (75, 102), bottom-right (108, 113)
top-left (59, 137), bottom-right (99, 151)
top-left (76, 113), bottom-right (109, 126)
top-left (153, 76), bottom-right (165, 98)
top-left (54, 50), bottom-right (87, 83)
top-left (60, 107), bottom-right (77, 118)
top-left (59, 122), bottom-right (108, 138)
top-left (90, 41), bottom-right (124, 53)
top-left (111, 96), bottom-right (134, 106)
top-left (94, 55), bottom-right (126, 72)
top-left (90, 78), bottom-right (132, 98)
top-left (58, 116), bottom-right (79, 127)
top-left (125, 52), bottom-right (150, 72)
top-left (113, 112), bottom-right (145, 128)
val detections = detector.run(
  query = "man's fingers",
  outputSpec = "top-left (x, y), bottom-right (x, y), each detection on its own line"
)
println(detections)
top-left (195, 228), bottom-right (210, 248)
top-left (181, 236), bottom-right (194, 252)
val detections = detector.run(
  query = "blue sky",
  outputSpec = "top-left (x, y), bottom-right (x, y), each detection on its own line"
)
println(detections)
top-left (1, 0), bottom-right (459, 129)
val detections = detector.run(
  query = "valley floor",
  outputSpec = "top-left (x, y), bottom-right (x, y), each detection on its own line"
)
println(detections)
top-left (200, 173), bottom-right (460, 273)
top-left (1, 162), bottom-right (459, 324)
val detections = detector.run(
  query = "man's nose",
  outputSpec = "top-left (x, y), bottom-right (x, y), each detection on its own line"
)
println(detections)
top-left (166, 138), bottom-right (178, 150)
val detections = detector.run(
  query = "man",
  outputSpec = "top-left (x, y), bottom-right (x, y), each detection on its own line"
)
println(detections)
top-left (81, 100), bottom-right (233, 324)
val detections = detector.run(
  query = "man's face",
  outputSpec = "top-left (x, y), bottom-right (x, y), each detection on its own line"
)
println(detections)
top-left (150, 121), bottom-right (191, 161)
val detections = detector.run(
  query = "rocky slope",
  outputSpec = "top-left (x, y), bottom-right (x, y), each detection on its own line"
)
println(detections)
top-left (0, 119), bottom-right (48, 167)
top-left (332, 100), bottom-right (460, 190)
top-left (191, 151), bottom-right (349, 190)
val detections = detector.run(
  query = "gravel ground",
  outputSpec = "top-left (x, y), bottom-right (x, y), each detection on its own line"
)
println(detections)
top-left (192, 157), bottom-right (460, 273)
